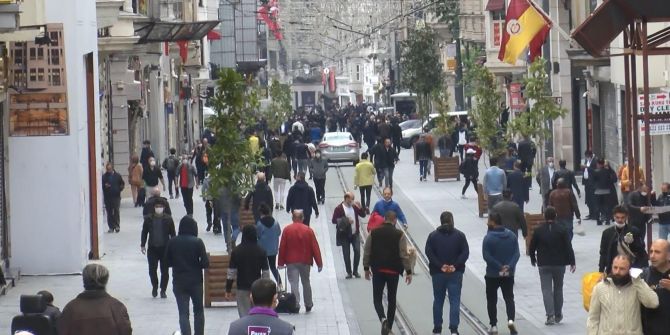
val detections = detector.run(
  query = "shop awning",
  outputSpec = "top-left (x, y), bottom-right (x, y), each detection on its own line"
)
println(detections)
top-left (572, 0), bottom-right (670, 57)
top-left (207, 30), bottom-right (221, 40)
top-left (485, 0), bottom-right (505, 12)
top-left (135, 20), bottom-right (220, 44)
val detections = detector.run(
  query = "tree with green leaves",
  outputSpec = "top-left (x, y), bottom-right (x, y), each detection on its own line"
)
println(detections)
top-left (205, 68), bottom-right (264, 197)
top-left (431, 89), bottom-right (453, 136)
top-left (401, 26), bottom-right (445, 121)
top-left (509, 58), bottom-right (567, 155)
top-left (266, 79), bottom-right (292, 131)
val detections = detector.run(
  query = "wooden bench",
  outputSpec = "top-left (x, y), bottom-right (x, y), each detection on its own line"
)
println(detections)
top-left (204, 254), bottom-right (236, 307)
top-left (433, 156), bottom-right (460, 182)
top-left (524, 213), bottom-right (545, 255)
top-left (477, 183), bottom-right (487, 217)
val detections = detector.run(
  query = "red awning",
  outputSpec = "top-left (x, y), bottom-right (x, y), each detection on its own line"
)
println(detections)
top-left (485, 0), bottom-right (505, 12)
top-left (207, 30), bottom-right (221, 41)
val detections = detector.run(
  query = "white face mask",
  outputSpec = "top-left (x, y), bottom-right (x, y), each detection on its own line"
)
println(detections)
top-left (548, 162), bottom-right (554, 168)
top-left (155, 207), bottom-right (164, 215)
top-left (149, 161), bottom-right (156, 167)
top-left (615, 222), bottom-right (626, 229)
top-left (315, 154), bottom-right (321, 158)
top-left (182, 160), bottom-right (188, 164)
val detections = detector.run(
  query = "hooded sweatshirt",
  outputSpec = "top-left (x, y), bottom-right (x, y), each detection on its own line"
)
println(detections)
top-left (482, 226), bottom-right (520, 277)
top-left (226, 226), bottom-right (270, 291)
top-left (165, 216), bottom-right (209, 288)
top-left (256, 216), bottom-right (281, 256)
top-left (286, 180), bottom-right (319, 216)
top-left (425, 226), bottom-right (470, 275)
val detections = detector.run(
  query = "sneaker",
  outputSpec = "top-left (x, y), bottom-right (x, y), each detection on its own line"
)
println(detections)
top-left (108, 229), bottom-right (114, 233)
top-left (353, 272), bottom-right (361, 278)
top-left (306, 305), bottom-right (313, 313)
top-left (545, 315), bottom-right (555, 325)
top-left (488, 325), bottom-right (498, 334)
top-left (555, 314), bottom-right (563, 323)
top-left (381, 318), bottom-right (390, 335)
top-left (151, 287), bottom-right (158, 298)
top-left (160, 290), bottom-right (167, 299)
top-left (169, 195), bottom-right (174, 199)
top-left (206, 223), bottom-right (212, 232)
top-left (461, 194), bottom-right (467, 199)
top-left (432, 326), bottom-right (442, 334)
top-left (450, 329), bottom-right (459, 335)
top-left (280, 205), bottom-right (285, 210)
top-left (275, 203), bottom-right (279, 210)
top-left (115, 227), bottom-right (120, 233)
top-left (508, 320), bottom-right (518, 335)
top-left (345, 274), bottom-right (353, 279)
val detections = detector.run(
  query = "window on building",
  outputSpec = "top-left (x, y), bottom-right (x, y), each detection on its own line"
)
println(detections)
top-left (356, 64), bottom-right (360, 81)
top-left (13, 69), bottom-right (24, 86)
top-left (37, 48), bottom-right (44, 60)
top-left (49, 69), bottom-right (61, 86)
top-left (49, 49), bottom-right (60, 65)
top-left (29, 48), bottom-right (36, 61)
top-left (49, 32), bottom-right (59, 46)
top-left (13, 47), bottom-right (23, 65)
top-left (29, 68), bottom-right (36, 82)
top-left (589, 0), bottom-right (597, 13)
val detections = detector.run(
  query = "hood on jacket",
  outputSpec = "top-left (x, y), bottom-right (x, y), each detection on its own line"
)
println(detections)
top-left (178, 216), bottom-right (199, 236)
top-left (260, 216), bottom-right (275, 229)
top-left (294, 180), bottom-right (310, 189)
top-left (488, 226), bottom-right (512, 238)
top-left (255, 181), bottom-right (268, 190)
top-left (241, 224), bottom-right (258, 244)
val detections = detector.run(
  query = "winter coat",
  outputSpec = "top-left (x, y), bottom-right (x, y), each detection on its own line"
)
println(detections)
top-left (459, 157), bottom-right (479, 178)
top-left (58, 290), bottom-right (132, 335)
top-left (245, 181), bottom-right (274, 220)
top-left (354, 159), bottom-right (376, 187)
top-left (271, 157), bottom-right (291, 180)
top-left (331, 202), bottom-right (366, 236)
top-left (425, 226), bottom-right (469, 275)
top-left (490, 200), bottom-right (527, 237)
top-left (587, 277), bottom-right (658, 335)
top-left (310, 158), bottom-right (329, 179)
top-left (548, 188), bottom-right (581, 220)
top-left (286, 180), bottom-right (319, 217)
top-left (598, 224), bottom-right (648, 273)
top-left (377, 146), bottom-right (398, 169)
top-left (507, 169), bottom-right (528, 203)
top-left (227, 227), bottom-right (269, 291)
top-left (414, 140), bottom-right (432, 161)
top-left (166, 216), bottom-right (209, 288)
top-left (482, 226), bottom-right (520, 277)
top-left (256, 216), bottom-right (281, 256)
top-left (128, 163), bottom-right (144, 187)
top-left (551, 168), bottom-right (581, 195)
top-left (528, 222), bottom-right (575, 266)
top-left (176, 163), bottom-right (197, 189)
top-left (102, 171), bottom-right (125, 200)
top-left (278, 222), bottom-right (323, 267)
top-left (141, 214), bottom-right (176, 248)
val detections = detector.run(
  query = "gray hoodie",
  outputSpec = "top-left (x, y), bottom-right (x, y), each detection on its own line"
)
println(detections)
top-left (310, 157), bottom-right (329, 179)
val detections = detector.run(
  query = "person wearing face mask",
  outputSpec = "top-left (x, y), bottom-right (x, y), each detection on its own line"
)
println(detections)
top-left (536, 157), bottom-right (555, 210)
top-left (587, 254), bottom-right (658, 335)
top-left (142, 157), bottom-right (165, 197)
top-left (425, 211), bottom-right (469, 335)
top-left (309, 150), bottom-right (329, 204)
top-left (598, 206), bottom-right (649, 275)
top-left (175, 156), bottom-right (198, 216)
top-left (628, 184), bottom-right (654, 239)
top-left (141, 203), bottom-right (176, 298)
top-left (102, 162), bottom-right (125, 233)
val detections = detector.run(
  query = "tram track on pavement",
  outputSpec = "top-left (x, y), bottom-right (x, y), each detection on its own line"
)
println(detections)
top-left (333, 164), bottom-right (489, 335)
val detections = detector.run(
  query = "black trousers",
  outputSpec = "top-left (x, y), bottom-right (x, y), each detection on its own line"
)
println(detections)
top-left (104, 197), bottom-right (121, 230)
top-left (267, 254), bottom-right (282, 285)
top-left (181, 187), bottom-right (194, 215)
top-left (359, 185), bottom-right (372, 209)
top-left (393, 141), bottom-right (401, 154)
top-left (342, 234), bottom-right (361, 275)
top-left (167, 171), bottom-right (178, 197)
top-left (205, 200), bottom-right (213, 224)
top-left (148, 246), bottom-right (169, 291)
top-left (596, 193), bottom-right (612, 223)
top-left (303, 212), bottom-right (313, 226)
top-left (585, 183), bottom-right (596, 216)
top-left (485, 276), bottom-right (515, 326)
top-left (462, 177), bottom-right (479, 195)
top-left (314, 178), bottom-right (326, 202)
top-left (373, 271), bottom-right (400, 328)
top-left (457, 145), bottom-right (465, 161)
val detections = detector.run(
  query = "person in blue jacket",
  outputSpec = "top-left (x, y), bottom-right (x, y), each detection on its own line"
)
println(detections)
top-left (256, 204), bottom-right (282, 289)
top-left (372, 187), bottom-right (407, 229)
top-left (482, 212), bottom-right (520, 335)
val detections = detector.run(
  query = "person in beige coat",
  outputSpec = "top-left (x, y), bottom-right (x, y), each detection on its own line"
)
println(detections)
top-left (587, 254), bottom-right (659, 335)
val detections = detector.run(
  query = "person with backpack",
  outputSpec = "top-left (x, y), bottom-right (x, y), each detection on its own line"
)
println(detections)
top-left (162, 148), bottom-right (180, 199)
top-left (256, 204), bottom-right (282, 289)
top-left (332, 192), bottom-right (366, 279)
top-left (141, 202), bottom-right (176, 299)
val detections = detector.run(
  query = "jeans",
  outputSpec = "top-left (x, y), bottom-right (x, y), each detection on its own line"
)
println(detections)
top-left (147, 246), bottom-right (169, 291)
top-left (173, 284), bottom-right (204, 335)
top-left (419, 159), bottom-right (429, 179)
top-left (287, 263), bottom-right (313, 308)
top-left (104, 197), bottom-right (121, 230)
top-left (556, 218), bottom-right (574, 240)
top-left (659, 224), bottom-right (670, 240)
top-left (372, 271), bottom-right (400, 328)
top-left (195, 163), bottom-right (206, 185)
top-left (273, 178), bottom-right (288, 205)
top-left (538, 266), bottom-right (565, 318)
top-left (376, 168), bottom-right (384, 186)
top-left (221, 207), bottom-right (240, 250)
top-left (267, 255), bottom-right (282, 285)
top-left (359, 185), bottom-right (372, 209)
top-left (314, 178), bottom-right (326, 202)
top-left (485, 276), bottom-right (515, 326)
top-left (487, 194), bottom-right (503, 213)
top-left (383, 167), bottom-right (395, 189)
top-left (341, 233), bottom-right (361, 275)
top-left (181, 187), bottom-right (194, 215)
top-left (236, 289), bottom-right (252, 317)
top-left (167, 171), bottom-right (177, 197)
top-left (432, 272), bottom-right (463, 331)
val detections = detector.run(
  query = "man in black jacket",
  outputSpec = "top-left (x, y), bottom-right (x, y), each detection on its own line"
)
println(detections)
top-left (507, 161), bottom-right (529, 212)
top-left (245, 172), bottom-right (274, 223)
top-left (415, 134), bottom-right (432, 182)
top-left (551, 159), bottom-right (580, 197)
top-left (102, 162), bottom-right (125, 233)
top-left (369, 137), bottom-right (385, 187)
top-left (516, 136), bottom-right (536, 175)
top-left (528, 207), bottom-right (575, 325)
top-left (379, 138), bottom-right (399, 189)
top-left (285, 172), bottom-right (319, 225)
top-left (581, 150), bottom-right (598, 219)
top-left (141, 202), bottom-right (176, 298)
top-left (641, 239), bottom-right (670, 335)
top-left (390, 119), bottom-right (402, 154)
top-left (598, 205), bottom-right (648, 274)
top-left (143, 187), bottom-right (172, 217)
top-left (166, 216), bottom-right (209, 335)
top-left (627, 185), bottom-right (654, 239)
top-left (226, 225), bottom-right (270, 317)
top-left (490, 190), bottom-right (527, 238)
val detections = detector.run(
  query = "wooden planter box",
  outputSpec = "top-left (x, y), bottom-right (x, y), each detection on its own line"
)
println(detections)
top-left (240, 201), bottom-right (255, 228)
top-left (477, 183), bottom-right (487, 218)
top-left (204, 254), bottom-right (236, 307)
top-left (433, 156), bottom-right (460, 182)
top-left (524, 213), bottom-right (545, 255)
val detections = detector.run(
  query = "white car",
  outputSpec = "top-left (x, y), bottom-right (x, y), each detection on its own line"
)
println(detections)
top-left (318, 132), bottom-right (360, 166)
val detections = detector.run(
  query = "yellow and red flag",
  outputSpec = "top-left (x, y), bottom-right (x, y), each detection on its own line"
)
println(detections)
top-left (498, 0), bottom-right (551, 65)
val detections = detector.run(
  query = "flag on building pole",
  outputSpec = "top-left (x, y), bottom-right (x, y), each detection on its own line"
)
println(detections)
top-left (498, 0), bottom-right (551, 65)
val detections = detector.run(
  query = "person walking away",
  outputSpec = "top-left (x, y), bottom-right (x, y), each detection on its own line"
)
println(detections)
top-left (516, 136), bottom-right (536, 175)
top-left (269, 132), bottom-right (282, 158)
top-left (354, 152), bottom-right (376, 213)
top-left (141, 202), bottom-right (176, 298)
top-left (536, 157), bottom-right (555, 210)
top-left (582, 150), bottom-right (598, 220)
top-left (143, 187), bottom-right (173, 217)
top-left (551, 159), bottom-right (581, 197)
top-left (293, 139), bottom-right (310, 178)
top-left (372, 187), bottom-right (408, 229)
top-left (271, 153), bottom-right (291, 210)
top-left (190, 139), bottom-right (209, 185)
top-left (370, 137), bottom-right (385, 187)
top-left (249, 131), bottom-right (260, 156)
top-left (482, 212), bottom-right (520, 335)
top-left (628, 184), bottom-right (654, 239)
top-left (143, 157), bottom-right (165, 196)
top-left (483, 157), bottom-right (507, 213)
top-left (507, 161), bottom-right (529, 211)
top-left (490, 189), bottom-right (527, 239)
top-left (162, 148), bottom-right (180, 199)
top-left (527, 207), bottom-right (576, 325)
top-left (226, 225), bottom-right (270, 317)
top-left (128, 154), bottom-right (144, 207)
top-left (283, 133), bottom-right (295, 176)
top-left (380, 138), bottom-right (399, 189)
top-left (548, 179), bottom-right (581, 240)
top-left (176, 156), bottom-right (198, 216)
top-left (425, 211), bottom-right (469, 335)
top-left (310, 150), bottom-right (329, 204)
top-left (363, 210), bottom-right (414, 335)
top-left (391, 119), bottom-right (402, 154)
top-left (592, 159), bottom-right (617, 225)
top-left (102, 162), bottom-right (124, 233)
top-left (454, 123), bottom-right (469, 161)
top-left (332, 192), bottom-right (366, 279)
top-left (218, 185), bottom-right (242, 252)
top-left (620, 160), bottom-right (645, 205)
top-left (285, 172), bottom-right (319, 225)
top-left (587, 254), bottom-right (658, 335)
top-left (459, 149), bottom-right (479, 199)
top-left (415, 134), bottom-right (432, 182)
top-left (598, 205), bottom-right (649, 274)
top-left (653, 182), bottom-right (670, 240)
top-left (165, 216), bottom-right (210, 335)
top-left (58, 264), bottom-right (132, 335)
top-left (201, 174), bottom-right (217, 232)
top-left (641, 239), bottom-right (670, 335)
top-left (438, 132), bottom-right (453, 158)
top-left (256, 204), bottom-right (282, 289)
top-left (278, 210), bottom-right (323, 313)
top-left (36, 290), bottom-right (61, 333)
top-left (140, 140), bottom-right (155, 170)
top-left (227, 279), bottom-right (295, 335)
top-left (245, 172), bottom-right (274, 223)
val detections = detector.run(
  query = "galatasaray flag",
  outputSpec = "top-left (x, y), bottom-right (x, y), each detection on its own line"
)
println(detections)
top-left (498, 0), bottom-right (551, 65)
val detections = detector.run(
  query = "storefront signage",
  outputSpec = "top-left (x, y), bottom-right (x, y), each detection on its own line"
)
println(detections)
top-left (509, 82), bottom-right (525, 111)
top-left (638, 93), bottom-right (670, 135)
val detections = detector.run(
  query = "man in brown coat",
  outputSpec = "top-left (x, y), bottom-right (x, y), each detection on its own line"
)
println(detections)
top-left (58, 264), bottom-right (132, 335)
top-left (548, 178), bottom-right (581, 240)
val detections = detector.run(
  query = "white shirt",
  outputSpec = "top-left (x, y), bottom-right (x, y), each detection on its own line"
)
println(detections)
top-left (548, 167), bottom-right (555, 183)
top-left (343, 203), bottom-right (355, 223)
top-left (584, 159), bottom-right (591, 179)
top-left (458, 130), bottom-right (467, 145)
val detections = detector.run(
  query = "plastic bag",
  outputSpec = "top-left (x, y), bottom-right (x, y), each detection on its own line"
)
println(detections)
top-left (574, 222), bottom-right (586, 236)
top-left (367, 211), bottom-right (385, 232)
top-left (582, 272), bottom-right (602, 311)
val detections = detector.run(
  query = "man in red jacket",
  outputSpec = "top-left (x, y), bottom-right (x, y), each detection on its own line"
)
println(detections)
top-left (278, 210), bottom-right (323, 313)
top-left (332, 191), bottom-right (366, 279)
